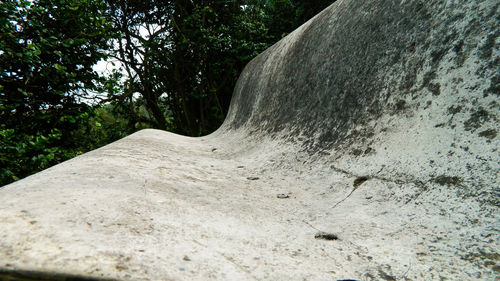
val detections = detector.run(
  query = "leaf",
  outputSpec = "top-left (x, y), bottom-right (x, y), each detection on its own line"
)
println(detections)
top-left (54, 63), bottom-right (67, 71)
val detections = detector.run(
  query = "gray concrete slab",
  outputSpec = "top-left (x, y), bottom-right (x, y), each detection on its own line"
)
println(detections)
top-left (1, 0), bottom-right (498, 280)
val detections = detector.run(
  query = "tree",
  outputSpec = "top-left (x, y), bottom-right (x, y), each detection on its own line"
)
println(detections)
top-left (0, 0), bottom-right (115, 185)
top-left (103, 0), bottom-right (335, 136)
top-left (105, 0), bottom-right (270, 136)
top-left (262, 0), bottom-right (335, 41)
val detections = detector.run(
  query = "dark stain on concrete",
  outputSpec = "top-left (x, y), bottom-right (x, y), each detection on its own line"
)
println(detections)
top-left (0, 268), bottom-right (117, 281)
top-left (433, 175), bottom-right (463, 186)
top-left (464, 108), bottom-right (492, 132)
top-left (478, 129), bottom-right (497, 140)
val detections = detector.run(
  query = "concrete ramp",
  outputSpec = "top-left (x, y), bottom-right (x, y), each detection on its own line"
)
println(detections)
top-left (1, 0), bottom-right (499, 280)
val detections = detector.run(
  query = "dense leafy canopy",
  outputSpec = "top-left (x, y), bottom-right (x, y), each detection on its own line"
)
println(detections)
top-left (0, 0), bottom-right (335, 186)
top-left (0, 0), bottom-right (115, 185)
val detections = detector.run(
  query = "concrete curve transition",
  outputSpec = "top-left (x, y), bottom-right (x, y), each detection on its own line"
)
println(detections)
top-left (1, 0), bottom-right (499, 280)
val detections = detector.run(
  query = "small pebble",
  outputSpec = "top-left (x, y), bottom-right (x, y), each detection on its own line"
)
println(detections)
top-left (247, 177), bottom-right (259, 180)
top-left (277, 194), bottom-right (289, 199)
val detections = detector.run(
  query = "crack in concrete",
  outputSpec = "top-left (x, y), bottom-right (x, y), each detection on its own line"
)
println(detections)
top-left (219, 253), bottom-right (258, 281)
top-left (331, 186), bottom-right (361, 209)
top-left (329, 164), bottom-right (425, 188)
top-left (192, 239), bottom-right (258, 280)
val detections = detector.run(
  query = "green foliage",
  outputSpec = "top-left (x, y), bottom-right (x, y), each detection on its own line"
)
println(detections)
top-left (0, 0), bottom-right (115, 185)
top-left (262, 0), bottom-right (335, 41)
top-left (0, 106), bottom-right (129, 186)
top-left (0, 128), bottom-right (79, 185)
top-left (104, 0), bottom-right (271, 136)
top-left (71, 106), bottom-right (131, 149)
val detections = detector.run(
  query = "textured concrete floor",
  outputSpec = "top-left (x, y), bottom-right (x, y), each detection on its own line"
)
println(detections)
top-left (1, 0), bottom-right (498, 280)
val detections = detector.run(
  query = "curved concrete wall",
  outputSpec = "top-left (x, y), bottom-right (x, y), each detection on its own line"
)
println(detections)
top-left (217, 0), bottom-right (499, 199)
top-left (223, 0), bottom-right (498, 149)
top-left (0, 0), bottom-right (498, 280)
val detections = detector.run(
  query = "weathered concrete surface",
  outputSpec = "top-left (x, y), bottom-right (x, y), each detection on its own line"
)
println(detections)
top-left (1, 0), bottom-right (499, 280)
